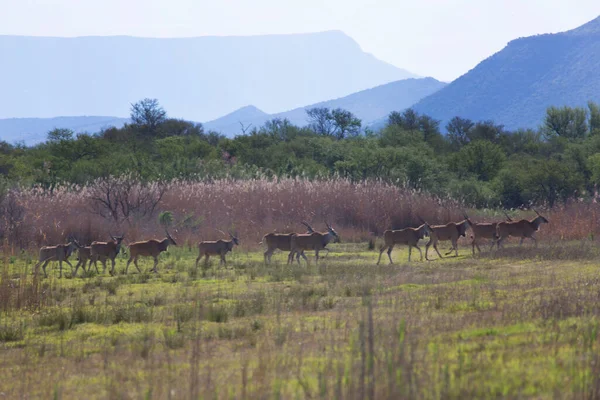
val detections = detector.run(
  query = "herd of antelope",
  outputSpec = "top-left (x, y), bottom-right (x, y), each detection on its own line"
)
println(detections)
top-left (32, 210), bottom-right (549, 278)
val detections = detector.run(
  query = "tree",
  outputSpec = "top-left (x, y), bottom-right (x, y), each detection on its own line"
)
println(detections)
top-left (130, 98), bottom-right (167, 137)
top-left (47, 128), bottom-right (74, 142)
top-left (446, 117), bottom-right (474, 149)
top-left (306, 107), bottom-right (335, 136)
top-left (451, 141), bottom-right (506, 181)
top-left (543, 105), bottom-right (588, 139)
top-left (158, 210), bottom-right (174, 229)
top-left (330, 108), bottom-right (361, 139)
top-left (588, 101), bottom-right (600, 136)
top-left (387, 109), bottom-right (419, 131)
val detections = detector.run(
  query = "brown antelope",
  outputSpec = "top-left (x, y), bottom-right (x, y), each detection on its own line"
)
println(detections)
top-left (125, 230), bottom-right (177, 274)
top-left (72, 240), bottom-right (91, 277)
top-left (377, 223), bottom-right (431, 264)
top-left (496, 209), bottom-right (549, 248)
top-left (90, 234), bottom-right (125, 275)
top-left (288, 222), bottom-right (340, 264)
top-left (464, 212), bottom-right (511, 255)
top-left (260, 221), bottom-right (315, 264)
top-left (34, 236), bottom-right (77, 278)
top-left (424, 217), bottom-right (471, 260)
top-left (195, 232), bottom-right (239, 267)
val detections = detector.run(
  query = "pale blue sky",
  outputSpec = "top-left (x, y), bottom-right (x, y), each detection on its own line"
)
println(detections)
top-left (1, 0), bottom-right (599, 81)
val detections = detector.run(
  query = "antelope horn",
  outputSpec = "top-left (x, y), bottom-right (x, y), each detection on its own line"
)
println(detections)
top-left (503, 211), bottom-right (513, 222)
top-left (228, 230), bottom-right (235, 239)
top-left (463, 210), bottom-right (470, 220)
top-left (301, 220), bottom-right (313, 229)
top-left (416, 214), bottom-right (427, 224)
top-left (533, 208), bottom-right (541, 216)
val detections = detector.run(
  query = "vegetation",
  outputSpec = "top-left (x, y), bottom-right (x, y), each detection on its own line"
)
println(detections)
top-left (3, 99), bottom-right (600, 214)
top-left (2, 241), bottom-right (600, 398)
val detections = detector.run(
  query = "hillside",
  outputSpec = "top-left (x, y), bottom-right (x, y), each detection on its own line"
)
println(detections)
top-left (413, 16), bottom-right (600, 130)
top-left (204, 77), bottom-right (446, 135)
top-left (0, 116), bottom-right (129, 145)
top-left (0, 32), bottom-right (416, 122)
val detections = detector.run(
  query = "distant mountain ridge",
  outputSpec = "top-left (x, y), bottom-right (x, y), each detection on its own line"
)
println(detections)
top-left (0, 32), bottom-right (417, 122)
top-left (413, 16), bottom-right (600, 130)
top-left (0, 116), bottom-right (129, 145)
top-left (204, 77), bottom-right (446, 135)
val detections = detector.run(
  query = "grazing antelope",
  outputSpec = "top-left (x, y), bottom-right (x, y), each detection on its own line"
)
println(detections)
top-left (424, 217), bottom-right (471, 260)
top-left (125, 230), bottom-right (177, 274)
top-left (377, 223), bottom-right (431, 264)
top-left (260, 221), bottom-right (314, 264)
top-left (464, 212), bottom-right (511, 255)
top-left (34, 236), bottom-right (77, 278)
top-left (288, 222), bottom-right (340, 264)
top-left (496, 209), bottom-right (549, 248)
top-left (90, 234), bottom-right (125, 275)
top-left (196, 232), bottom-right (239, 267)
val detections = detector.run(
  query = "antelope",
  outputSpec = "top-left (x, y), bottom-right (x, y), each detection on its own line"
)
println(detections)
top-left (260, 221), bottom-right (315, 264)
top-left (90, 234), bottom-right (125, 275)
top-left (196, 232), bottom-right (239, 267)
top-left (496, 209), bottom-right (549, 248)
top-left (72, 240), bottom-right (91, 277)
top-left (34, 236), bottom-right (77, 278)
top-left (377, 223), bottom-right (431, 264)
top-left (125, 230), bottom-right (177, 274)
top-left (288, 222), bottom-right (340, 264)
top-left (464, 212), bottom-right (511, 255)
top-left (424, 217), bottom-right (471, 260)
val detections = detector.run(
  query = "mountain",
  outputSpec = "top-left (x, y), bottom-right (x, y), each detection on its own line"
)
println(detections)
top-left (0, 32), bottom-right (417, 122)
top-left (0, 116), bottom-right (129, 145)
top-left (412, 16), bottom-right (600, 131)
top-left (204, 77), bottom-right (446, 135)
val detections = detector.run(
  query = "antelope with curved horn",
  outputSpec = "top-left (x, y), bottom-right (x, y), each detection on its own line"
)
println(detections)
top-left (423, 216), bottom-right (471, 260)
top-left (288, 222), bottom-right (340, 264)
top-left (260, 221), bottom-right (314, 264)
top-left (125, 230), bottom-right (177, 274)
top-left (34, 235), bottom-right (77, 278)
top-left (496, 209), bottom-right (549, 248)
top-left (196, 231), bottom-right (240, 267)
top-left (90, 234), bottom-right (125, 275)
top-left (377, 222), bottom-right (431, 264)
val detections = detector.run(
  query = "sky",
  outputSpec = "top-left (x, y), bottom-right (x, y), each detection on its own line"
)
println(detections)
top-left (1, 0), bottom-right (600, 81)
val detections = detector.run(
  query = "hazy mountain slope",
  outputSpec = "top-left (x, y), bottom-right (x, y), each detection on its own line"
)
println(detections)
top-left (204, 77), bottom-right (446, 135)
top-left (0, 32), bottom-right (416, 122)
top-left (412, 16), bottom-right (600, 130)
top-left (0, 116), bottom-right (128, 145)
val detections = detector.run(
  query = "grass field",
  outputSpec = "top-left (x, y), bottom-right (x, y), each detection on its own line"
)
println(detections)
top-left (2, 240), bottom-right (600, 399)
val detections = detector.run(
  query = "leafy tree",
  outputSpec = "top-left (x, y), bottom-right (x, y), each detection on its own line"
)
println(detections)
top-left (130, 98), bottom-right (167, 137)
top-left (450, 141), bottom-right (506, 181)
top-left (543, 105), bottom-right (588, 139)
top-left (306, 107), bottom-right (335, 136)
top-left (588, 101), bottom-right (600, 136)
top-left (47, 128), bottom-right (74, 142)
top-left (446, 116), bottom-right (474, 149)
top-left (330, 108), bottom-right (361, 139)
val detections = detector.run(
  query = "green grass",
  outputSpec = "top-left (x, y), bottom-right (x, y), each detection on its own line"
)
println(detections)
top-left (1, 241), bottom-right (600, 399)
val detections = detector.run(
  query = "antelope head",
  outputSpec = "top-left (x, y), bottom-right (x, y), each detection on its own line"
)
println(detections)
top-left (325, 222), bottom-right (340, 243)
top-left (229, 231), bottom-right (240, 246)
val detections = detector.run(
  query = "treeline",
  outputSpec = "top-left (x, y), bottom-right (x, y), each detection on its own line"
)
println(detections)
top-left (2, 98), bottom-right (600, 208)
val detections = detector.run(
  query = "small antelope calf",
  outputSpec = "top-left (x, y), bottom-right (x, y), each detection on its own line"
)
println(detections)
top-left (496, 209), bottom-right (549, 248)
top-left (260, 221), bottom-right (315, 264)
top-left (425, 218), bottom-right (471, 260)
top-left (288, 223), bottom-right (340, 264)
top-left (377, 223), bottom-right (431, 264)
top-left (90, 234), bottom-right (125, 275)
top-left (196, 232), bottom-right (239, 267)
top-left (34, 236), bottom-right (77, 278)
top-left (125, 230), bottom-right (177, 273)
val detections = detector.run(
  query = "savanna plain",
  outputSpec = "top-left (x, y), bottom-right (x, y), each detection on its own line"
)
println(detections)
top-left (3, 239), bottom-right (600, 399)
